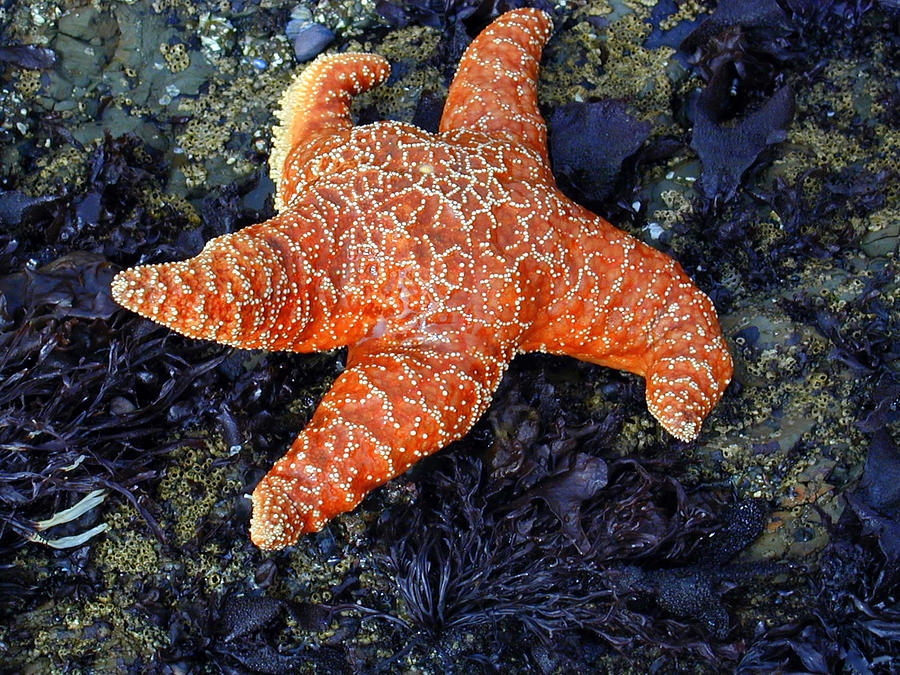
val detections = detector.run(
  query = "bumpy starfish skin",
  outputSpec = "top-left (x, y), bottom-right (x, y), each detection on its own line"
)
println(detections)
top-left (111, 9), bottom-right (733, 550)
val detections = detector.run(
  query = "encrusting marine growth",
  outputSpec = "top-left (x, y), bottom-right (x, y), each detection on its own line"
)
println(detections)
top-left (111, 9), bottom-right (733, 550)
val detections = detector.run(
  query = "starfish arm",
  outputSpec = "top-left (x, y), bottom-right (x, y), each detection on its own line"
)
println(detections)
top-left (641, 291), bottom-right (733, 441)
top-left (110, 200), bottom-right (387, 352)
top-left (439, 8), bottom-right (553, 162)
top-left (270, 53), bottom-right (390, 211)
top-left (249, 332), bottom-right (511, 550)
top-left (522, 214), bottom-right (733, 441)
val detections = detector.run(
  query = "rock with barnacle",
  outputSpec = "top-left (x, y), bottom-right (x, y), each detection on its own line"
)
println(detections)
top-left (111, 9), bottom-right (733, 550)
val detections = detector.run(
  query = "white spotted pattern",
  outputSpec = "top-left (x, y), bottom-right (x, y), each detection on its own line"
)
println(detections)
top-left (110, 8), bottom-right (733, 551)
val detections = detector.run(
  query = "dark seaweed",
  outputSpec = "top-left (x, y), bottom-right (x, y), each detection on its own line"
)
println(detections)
top-left (219, 595), bottom-right (284, 642)
top-left (376, 0), bottom-right (555, 32)
top-left (671, 161), bottom-right (894, 304)
top-left (690, 75), bottom-right (795, 204)
top-left (779, 262), bottom-right (899, 377)
top-left (362, 454), bottom-right (779, 665)
top-left (676, 0), bottom-right (888, 213)
top-left (320, 362), bottom-right (786, 669)
top-left (548, 101), bottom-right (651, 206)
top-left (0, 44), bottom-right (56, 69)
top-left (375, 0), bottom-right (557, 70)
top-left (781, 0), bottom-right (879, 47)
top-left (680, 0), bottom-right (798, 208)
top-left (147, 585), bottom-right (344, 674)
top-left (681, 0), bottom-right (792, 55)
top-left (849, 430), bottom-right (900, 561)
top-left (0, 256), bottom-right (229, 547)
top-left (645, 0), bottom-right (706, 50)
top-left (1, 134), bottom-right (177, 264)
top-left (0, 191), bottom-right (62, 228)
top-left (0, 134), bottom-right (339, 614)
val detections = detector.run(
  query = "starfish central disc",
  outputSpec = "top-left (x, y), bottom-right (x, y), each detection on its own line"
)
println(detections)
top-left (111, 8), bottom-right (733, 551)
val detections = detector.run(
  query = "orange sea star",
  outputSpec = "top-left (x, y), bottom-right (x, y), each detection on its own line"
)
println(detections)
top-left (111, 9), bottom-right (733, 550)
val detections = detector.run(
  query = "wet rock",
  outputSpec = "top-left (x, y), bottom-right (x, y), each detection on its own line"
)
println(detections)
top-left (288, 22), bottom-right (335, 62)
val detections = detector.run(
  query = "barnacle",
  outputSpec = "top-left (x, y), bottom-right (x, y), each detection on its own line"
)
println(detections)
top-left (160, 42), bottom-right (190, 73)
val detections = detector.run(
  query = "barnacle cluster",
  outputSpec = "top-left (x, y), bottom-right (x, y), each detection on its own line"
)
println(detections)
top-left (779, 52), bottom-right (899, 249)
top-left (787, 54), bottom-right (898, 175)
top-left (658, 0), bottom-right (705, 31)
top-left (539, 0), bottom-right (677, 124)
top-left (539, 18), bottom-right (606, 104)
top-left (650, 187), bottom-right (694, 228)
top-left (311, 0), bottom-right (378, 38)
top-left (358, 66), bottom-right (442, 122)
top-left (348, 25), bottom-right (443, 122)
top-left (177, 117), bottom-right (232, 161)
top-left (14, 69), bottom-right (42, 98)
top-left (157, 436), bottom-right (243, 545)
top-left (694, 254), bottom-right (896, 559)
top-left (141, 184), bottom-right (202, 224)
top-left (170, 37), bottom-right (294, 188)
top-left (160, 42), bottom-right (191, 73)
top-left (4, 585), bottom-right (166, 673)
top-left (376, 24), bottom-right (441, 62)
top-left (91, 434), bottom-right (254, 600)
top-left (278, 546), bottom-right (358, 600)
top-left (26, 144), bottom-right (87, 195)
top-left (93, 504), bottom-right (162, 578)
